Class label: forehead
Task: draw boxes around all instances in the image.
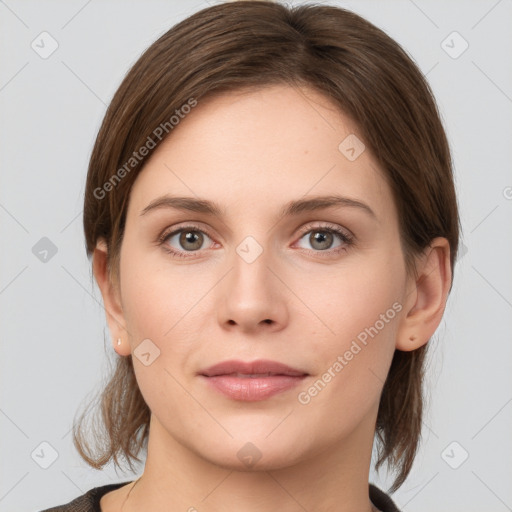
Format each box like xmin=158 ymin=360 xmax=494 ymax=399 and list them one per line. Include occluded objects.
xmin=127 ymin=84 xmax=396 ymax=225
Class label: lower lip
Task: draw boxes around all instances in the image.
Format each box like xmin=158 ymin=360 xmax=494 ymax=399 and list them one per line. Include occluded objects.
xmin=200 ymin=374 xmax=307 ymax=401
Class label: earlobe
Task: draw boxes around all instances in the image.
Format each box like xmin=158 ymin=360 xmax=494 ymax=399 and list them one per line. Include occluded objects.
xmin=396 ymin=237 xmax=452 ymax=352
xmin=92 ymin=238 xmax=131 ymax=356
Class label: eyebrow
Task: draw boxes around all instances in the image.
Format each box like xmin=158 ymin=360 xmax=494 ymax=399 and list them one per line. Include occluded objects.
xmin=139 ymin=194 xmax=376 ymax=220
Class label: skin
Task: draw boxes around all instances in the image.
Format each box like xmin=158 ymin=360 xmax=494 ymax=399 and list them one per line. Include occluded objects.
xmin=94 ymin=84 xmax=452 ymax=512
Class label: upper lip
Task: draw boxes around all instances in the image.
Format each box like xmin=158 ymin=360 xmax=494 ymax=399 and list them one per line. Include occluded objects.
xmin=199 ymin=359 xmax=308 ymax=377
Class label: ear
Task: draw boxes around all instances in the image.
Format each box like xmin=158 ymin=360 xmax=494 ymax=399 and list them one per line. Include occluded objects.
xmin=396 ymin=237 xmax=452 ymax=351
xmin=92 ymin=238 xmax=131 ymax=356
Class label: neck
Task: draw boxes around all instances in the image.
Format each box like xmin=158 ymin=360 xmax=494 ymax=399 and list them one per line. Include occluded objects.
xmin=121 ymin=412 xmax=379 ymax=512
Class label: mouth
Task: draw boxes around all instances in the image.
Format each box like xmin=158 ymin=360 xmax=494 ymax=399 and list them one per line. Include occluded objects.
xmin=198 ymin=359 xmax=309 ymax=401
xmin=213 ymin=372 xmax=299 ymax=378
xmin=199 ymin=359 xmax=308 ymax=377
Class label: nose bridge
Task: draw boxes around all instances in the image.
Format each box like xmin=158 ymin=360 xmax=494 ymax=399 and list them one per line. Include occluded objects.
xmin=230 ymin=233 xmax=274 ymax=302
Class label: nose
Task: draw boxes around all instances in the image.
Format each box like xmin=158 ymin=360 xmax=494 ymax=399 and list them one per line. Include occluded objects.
xmin=217 ymin=242 xmax=289 ymax=334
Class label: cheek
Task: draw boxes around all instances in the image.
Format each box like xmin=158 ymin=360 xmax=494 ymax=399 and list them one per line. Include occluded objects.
xmin=118 ymin=251 xmax=202 ymax=415
xmin=119 ymin=246 xmax=205 ymax=341
xmin=293 ymin=251 xmax=403 ymax=349
xmin=292 ymin=253 xmax=402 ymax=409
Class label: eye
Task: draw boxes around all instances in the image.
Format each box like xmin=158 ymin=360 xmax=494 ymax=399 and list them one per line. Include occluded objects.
xmin=157 ymin=222 xmax=354 ymax=260
xmin=295 ymin=225 xmax=353 ymax=255
xmin=158 ymin=224 xmax=215 ymax=258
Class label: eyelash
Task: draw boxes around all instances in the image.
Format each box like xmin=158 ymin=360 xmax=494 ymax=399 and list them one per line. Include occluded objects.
xmin=157 ymin=222 xmax=354 ymax=259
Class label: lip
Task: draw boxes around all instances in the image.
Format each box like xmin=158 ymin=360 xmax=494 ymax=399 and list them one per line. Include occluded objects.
xmin=200 ymin=359 xmax=307 ymax=377
xmin=198 ymin=359 xmax=308 ymax=401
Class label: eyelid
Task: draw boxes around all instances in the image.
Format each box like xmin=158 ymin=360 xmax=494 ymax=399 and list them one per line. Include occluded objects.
xmin=157 ymin=222 xmax=216 ymax=244
xmin=157 ymin=220 xmax=354 ymax=258
xmin=295 ymin=221 xmax=353 ymax=239
xmin=158 ymin=221 xmax=352 ymax=243
xmin=292 ymin=222 xmax=354 ymax=255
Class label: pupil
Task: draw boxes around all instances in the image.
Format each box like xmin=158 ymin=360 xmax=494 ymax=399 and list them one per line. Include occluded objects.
xmin=181 ymin=231 xmax=202 ymax=250
xmin=312 ymin=231 xmax=332 ymax=250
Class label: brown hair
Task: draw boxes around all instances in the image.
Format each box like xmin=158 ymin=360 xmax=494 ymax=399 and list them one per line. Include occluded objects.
xmin=75 ymin=0 xmax=460 ymax=492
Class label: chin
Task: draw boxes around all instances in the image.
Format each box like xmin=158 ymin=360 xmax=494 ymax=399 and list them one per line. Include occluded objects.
xmin=190 ymin=432 xmax=312 ymax=472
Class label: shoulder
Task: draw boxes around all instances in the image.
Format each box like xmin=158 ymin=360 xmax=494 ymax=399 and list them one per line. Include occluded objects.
xmin=38 ymin=481 xmax=133 ymax=512
xmin=39 ymin=480 xmax=398 ymax=512
xmin=369 ymin=483 xmax=401 ymax=512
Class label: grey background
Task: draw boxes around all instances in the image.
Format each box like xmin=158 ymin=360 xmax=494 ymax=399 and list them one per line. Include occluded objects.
xmin=1 ymin=0 xmax=511 ymax=511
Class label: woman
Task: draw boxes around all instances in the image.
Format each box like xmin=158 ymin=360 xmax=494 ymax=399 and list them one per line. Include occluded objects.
xmin=41 ymin=1 xmax=460 ymax=511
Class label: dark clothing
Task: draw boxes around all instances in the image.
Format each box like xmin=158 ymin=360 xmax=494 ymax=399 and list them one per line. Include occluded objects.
xmin=39 ymin=480 xmax=401 ymax=511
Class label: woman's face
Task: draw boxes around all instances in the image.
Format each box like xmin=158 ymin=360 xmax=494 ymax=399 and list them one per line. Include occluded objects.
xmin=113 ymin=84 xmax=414 ymax=470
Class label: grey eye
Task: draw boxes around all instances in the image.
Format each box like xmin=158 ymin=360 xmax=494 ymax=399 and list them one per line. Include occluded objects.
xmin=167 ymin=230 xmax=212 ymax=251
xmin=296 ymin=230 xmax=343 ymax=251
